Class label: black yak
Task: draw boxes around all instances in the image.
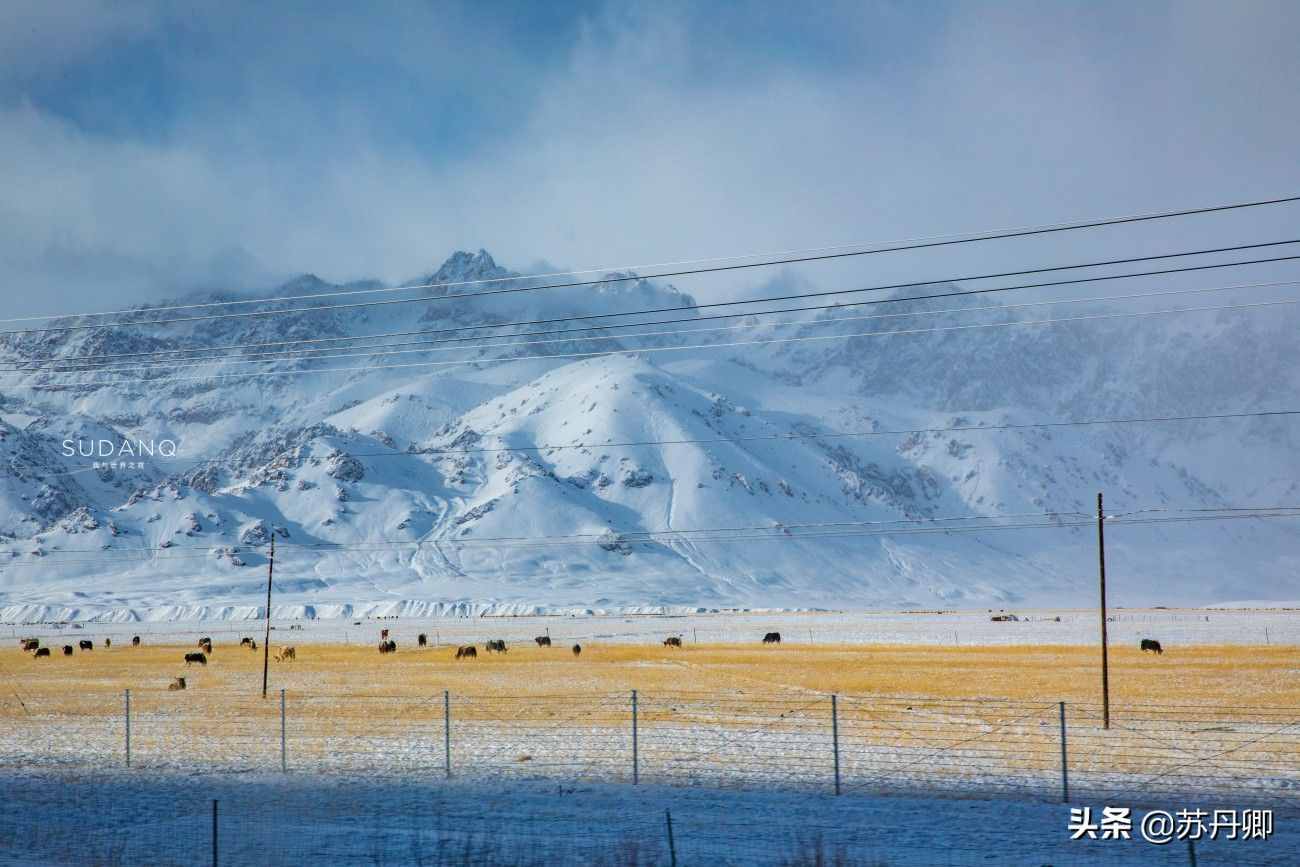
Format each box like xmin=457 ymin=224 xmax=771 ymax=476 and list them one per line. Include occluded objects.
xmin=79 ymin=640 xmax=93 ymax=651
xmin=1140 ymin=639 xmax=1164 ymax=655
xmin=184 ymin=652 xmax=207 ymax=666
xmin=762 ymin=632 xmax=781 ymax=644
xmin=663 ymin=637 xmax=683 ymax=647
xmin=33 ymin=648 xmax=50 ymax=658
xmin=572 ymin=644 xmax=582 ymax=657
xmin=535 ymin=636 xmax=552 ymax=647
xmin=455 ymin=645 xmax=477 ymax=660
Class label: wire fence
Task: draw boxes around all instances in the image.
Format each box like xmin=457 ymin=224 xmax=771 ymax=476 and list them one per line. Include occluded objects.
xmin=3 ymin=688 xmax=1298 ymax=810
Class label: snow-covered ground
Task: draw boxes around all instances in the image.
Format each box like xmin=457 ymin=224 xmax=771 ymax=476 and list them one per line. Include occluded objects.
xmin=0 ymin=771 xmax=1289 ymax=866
xmin=4 ymin=608 xmax=1299 ymax=647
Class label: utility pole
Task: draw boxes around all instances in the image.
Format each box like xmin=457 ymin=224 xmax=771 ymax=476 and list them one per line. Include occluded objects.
xmin=1097 ymin=492 xmax=1110 ymax=730
xmin=261 ymin=535 xmax=274 ymax=696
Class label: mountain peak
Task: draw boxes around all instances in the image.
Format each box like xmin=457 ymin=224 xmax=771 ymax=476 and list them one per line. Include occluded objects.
xmin=425 ymin=249 xmax=513 ymax=287
xmin=274 ymin=273 xmax=333 ymax=296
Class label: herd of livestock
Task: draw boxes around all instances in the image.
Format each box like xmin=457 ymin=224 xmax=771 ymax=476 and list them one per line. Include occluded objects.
xmin=15 ymin=631 xmax=272 ymax=679
xmin=17 ymin=629 xmax=1167 ymax=665
xmin=14 ymin=628 xmax=789 ymax=667
xmin=20 ymin=634 xmax=140 ymax=658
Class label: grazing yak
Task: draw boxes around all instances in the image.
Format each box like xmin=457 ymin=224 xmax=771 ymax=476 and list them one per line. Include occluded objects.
xmin=132 ymin=636 xmax=141 ymax=647
xmin=184 ymin=652 xmax=207 ymax=666
xmin=572 ymin=644 xmax=582 ymax=657
xmin=535 ymin=636 xmax=552 ymax=647
xmin=378 ymin=640 xmax=397 ymax=654
xmin=79 ymin=640 xmax=93 ymax=651
xmin=168 ymin=677 xmax=186 ymax=691
xmin=33 ymin=648 xmax=50 ymax=659
xmin=62 ymin=645 xmax=73 ymax=656
xmin=418 ymin=634 xmax=428 ymax=647
xmin=455 ymin=645 xmax=477 ymax=660
xmin=762 ymin=632 xmax=781 ymax=644
xmin=1140 ymin=639 xmax=1164 ymax=655
xmin=663 ymin=637 xmax=682 ymax=647
xmin=240 ymin=637 xmax=253 ymax=648
xmin=485 ymin=639 xmax=508 ymax=653
xmin=198 ymin=638 xmax=213 ymax=654
xmin=104 ymin=638 xmax=111 ymax=649
xmin=20 ymin=639 xmax=39 ymax=652
xmin=275 ymin=646 xmax=296 ymax=662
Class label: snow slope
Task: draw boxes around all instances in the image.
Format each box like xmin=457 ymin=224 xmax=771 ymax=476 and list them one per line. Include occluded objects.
xmin=1 ymin=250 xmax=1297 ymax=620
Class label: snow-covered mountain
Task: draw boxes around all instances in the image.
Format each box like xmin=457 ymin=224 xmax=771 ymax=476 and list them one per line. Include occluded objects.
xmin=2 ymin=250 xmax=1297 ymax=621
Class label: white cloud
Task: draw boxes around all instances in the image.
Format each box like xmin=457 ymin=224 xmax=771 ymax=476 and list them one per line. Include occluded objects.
xmin=2 ymin=0 xmax=1299 ymax=317
xmin=0 ymin=0 xmax=159 ymax=84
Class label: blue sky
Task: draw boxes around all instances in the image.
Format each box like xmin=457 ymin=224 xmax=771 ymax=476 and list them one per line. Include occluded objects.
xmin=2 ymin=0 xmax=1299 ymax=316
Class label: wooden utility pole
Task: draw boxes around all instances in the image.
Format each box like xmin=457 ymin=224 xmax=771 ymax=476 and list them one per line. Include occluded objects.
xmin=1097 ymin=492 xmax=1110 ymax=730
xmin=261 ymin=535 xmax=274 ymax=696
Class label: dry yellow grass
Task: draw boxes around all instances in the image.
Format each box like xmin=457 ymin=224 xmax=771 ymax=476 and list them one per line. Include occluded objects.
xmin=4 ymin=640 xmax=1298 ymax=786
xmin=2 ymin=640 xmax=1296 ymax=714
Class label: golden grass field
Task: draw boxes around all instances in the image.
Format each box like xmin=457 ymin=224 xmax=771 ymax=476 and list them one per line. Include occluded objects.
xmin=3 ymin=639 xmax=1298 ymax=790
xmin=2 ymin=640 xmax=1297 ymax=714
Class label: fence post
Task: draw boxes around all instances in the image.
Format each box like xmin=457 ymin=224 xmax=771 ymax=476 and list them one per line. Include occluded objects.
xmin=444 ymin=689 xmax=451 ymax=779
xmin=831 ymin=694 xmax=841 ymax=796
xmin=212 ymin=799 xmax=219 ymax=867
xmin=124 ymin=689 xmax=131 ymax=769
xmin=632 ymin=689 xmax=639 ymax=785
xmin=280 ymin=688 xmax=287 ymax=773
xmin=665 ymin=808 xmax=677 ymax=867
xmin=1059 ymin=701 xmax=1069 ymax=803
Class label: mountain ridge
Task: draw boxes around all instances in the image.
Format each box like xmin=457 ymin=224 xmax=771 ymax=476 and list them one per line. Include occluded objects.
xmin=1 ymin=250 xmax=1297 ymax=621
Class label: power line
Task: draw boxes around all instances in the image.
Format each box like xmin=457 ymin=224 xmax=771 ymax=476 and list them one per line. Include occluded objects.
xmin=1114 ymin=504 xmax=1300 ymax=516
xmin=12 ymin=293 xmax=1296 ymax=386
xmin=17 ymin=247 xmax=1300 ymax=370
xmin=11 ymin=511 xmax=1300 ymax=564
xmin=7 ymin=192 xmax=1299 ymax=328
xmin=16 ymin=277 xmax=1299 ymax=376
xmin=16 ymin=512 xmax=1089 ymax=557
xmin=4 ymin=235 xmax=1299 ymax=337
xmin=13 ymin=290 xmax=1300 ymax=380
xmin=23 ymin=409 xmax=1300 ymax=479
